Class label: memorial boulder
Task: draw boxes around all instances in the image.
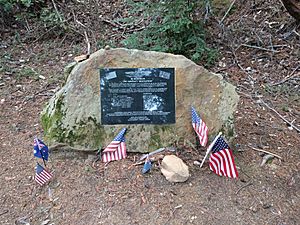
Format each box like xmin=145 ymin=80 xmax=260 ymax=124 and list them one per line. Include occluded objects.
xmin=41 ymin=48 xmax=239 ymax=153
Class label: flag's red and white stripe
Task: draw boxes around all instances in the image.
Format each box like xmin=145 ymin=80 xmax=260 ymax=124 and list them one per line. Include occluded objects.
xmin=102 ymin=141 xmax=126 ymax=163
xmin=35 ymin=170 xmax=53 ymax=186
xmin=193 ymin=120 xmax=208 ymax=146
xmin=209 ymin=148 xmax=238 ymax=178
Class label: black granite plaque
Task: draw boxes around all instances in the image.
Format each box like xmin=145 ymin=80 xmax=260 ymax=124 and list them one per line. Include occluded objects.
xmin=100 ymin=68 xmax=175 ymax=125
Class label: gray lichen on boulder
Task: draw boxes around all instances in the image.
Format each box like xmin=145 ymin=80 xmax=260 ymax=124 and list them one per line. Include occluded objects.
xmin=41 ymin=48 xmax=239 ymax=153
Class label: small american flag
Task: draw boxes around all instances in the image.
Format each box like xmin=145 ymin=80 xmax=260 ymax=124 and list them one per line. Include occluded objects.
xmin=35 ymin=163 xmax=53 ymax=186
xmin=209 ymin=136 xmax=238 ymax=178
xmin=191 ymin=107 xmax=208 ymax=147
xmin=102 ymin=128 xmax=127 ymax=163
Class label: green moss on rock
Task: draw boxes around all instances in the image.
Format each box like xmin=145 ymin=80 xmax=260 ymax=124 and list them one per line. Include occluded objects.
xmin=64 ymin=117 xmax=106 ymax=149
xmin=149 ymin=133 xmax=161 ymax=150
xmin=41 ymin=97 xmax=106 ymax=149
xmin=148 ymin=125 xmax=175 ymax=151
xmin=41 ymin=95 xmax=67 ymax=143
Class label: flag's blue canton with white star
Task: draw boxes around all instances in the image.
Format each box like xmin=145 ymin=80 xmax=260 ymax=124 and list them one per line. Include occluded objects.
xmin=211 ymin=137 xmax=230 ymax=153
xmin=36 ymin=163 xmax=45 ymax=174
xmin=34 ymin=138 xmax=49 ymax=161
xmin=191 ymin=107 xmax=200 ymax=124
xmin=35 ymin=163 xmax=52 ymax=186
xmin=113 ymin=128 xmax=126 ymax=142
xmin=102 ymin=128 xmax=127 ymax=163
xmin=191 ymin=107 xmax=208 ymax=146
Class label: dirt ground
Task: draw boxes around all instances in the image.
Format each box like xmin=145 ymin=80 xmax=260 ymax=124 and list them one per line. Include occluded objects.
xmin=0 ymin=1 xmax=299 ymax=225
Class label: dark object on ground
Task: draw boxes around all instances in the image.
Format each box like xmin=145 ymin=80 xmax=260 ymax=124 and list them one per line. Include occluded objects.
xmin=281 ymin=0 xmax=300 ymax=21
xmin=142 ymin=159 xmax=152 ymax=174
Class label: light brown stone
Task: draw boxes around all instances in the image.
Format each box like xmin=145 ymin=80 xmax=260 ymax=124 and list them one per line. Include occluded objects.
xmin=41 ymin=48 xmax=239 ymax=153
xmin=161 ymin=155 xmax=189 ymax=182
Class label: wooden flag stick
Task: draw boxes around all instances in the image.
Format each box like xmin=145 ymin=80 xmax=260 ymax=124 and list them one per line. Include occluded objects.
xmin=200 ymin=132 xmax=222 ymax=168
xmin=35 ymin=137 xmax=47 ymax=167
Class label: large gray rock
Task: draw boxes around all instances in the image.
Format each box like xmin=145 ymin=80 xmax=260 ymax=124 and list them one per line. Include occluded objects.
xmin=41 ymin=48 xmax=239 ymax=152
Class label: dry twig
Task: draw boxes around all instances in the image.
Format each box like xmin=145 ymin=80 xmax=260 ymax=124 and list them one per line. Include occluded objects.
xmin=241 ymin=44 xmax=280 ymax=53
xmin=220 ymin=0 xmax=237 ymax=24
xmin=259 ymin=98 xmax=300 ymax=133
xmin=236 ymin=182 xmax=253 ymax=194
xmin=100 ymin=18 xmax=145 ymax=33
xmin=0 ymin=209 xmax=8 ymax=216
xmin=270 ymin=65 xmax=300 ymax=86
xmin=84 ymin=31 xmax=91 ymax=56
xmin=248 ymin=145 xmax=282 ymax=160
xmin=51 ymin=0 xmax=63 ymax=23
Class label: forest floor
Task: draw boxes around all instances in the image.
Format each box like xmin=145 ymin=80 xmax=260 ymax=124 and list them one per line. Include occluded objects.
xmin=0 ymin=0 xmax=299 ymax=225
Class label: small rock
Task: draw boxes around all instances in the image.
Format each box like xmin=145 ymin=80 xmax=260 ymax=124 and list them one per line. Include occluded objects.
xmin=250 ymin=206 xmax=258 ymax=213
xmin=161 ymin=155 xmax=189 ymax=183
xmin=193 ymin=160 xmax=201 ymax=166
xmin=260 ymin=154 xmax=274 ymax=167
xmin=262 ymin=203 xmax=272 ymax=209
xmin=190 ymin=216 xmax=197 ymax=223
xmin=174 ymin=204 xmax=182 ymax=209
xmin=39 ymin=75 xmax=46 ymax=80
xmin=218 ymin=61 xmax=226 ymax=67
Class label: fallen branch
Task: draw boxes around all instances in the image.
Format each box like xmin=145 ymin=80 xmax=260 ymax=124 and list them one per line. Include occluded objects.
xmin=100 ymin=18 xmax=145 ymax=34
xmin=259 ymin=98 xmax=300 ymax=133
xmin=100 ymin=18 xmax=124 ymax=28
xmin=33 ymin=25 xmax=59 ymax=43
xmin=236 ymin=182 xmax=253 ymax=194
xmin=101 ymin=17 xmax=144 ymax=29
xmin=0 ymin=209 xmax=8 ymax=216
xmin=84 ymin=31 xmax=91 ymax=56
xmin=139 ymin=147 xmax=176 ymax=161
xmin=204 ymin=0 xmax=212 ymax=22
xmin=270 ymin=65 xmax=300 ymax=86
xmin=241 ymin=44 xmax=280 ymax=53
xmin=230 ymin=46 xmax=247 ymax=72
xmin=248 ymin=145 xmax=282 ymax=160
xmin=51 ymin=0 xmax=63 ymax=23
xmin=129 ymin=161 xmax=145 ymax=167
xmin=220 ymin=0 xmax=237 ymax=24
xmin=293 ymin=28 xmax=300 ymax=37
xmin=128 ymin=155 xmax=164 ymax=169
